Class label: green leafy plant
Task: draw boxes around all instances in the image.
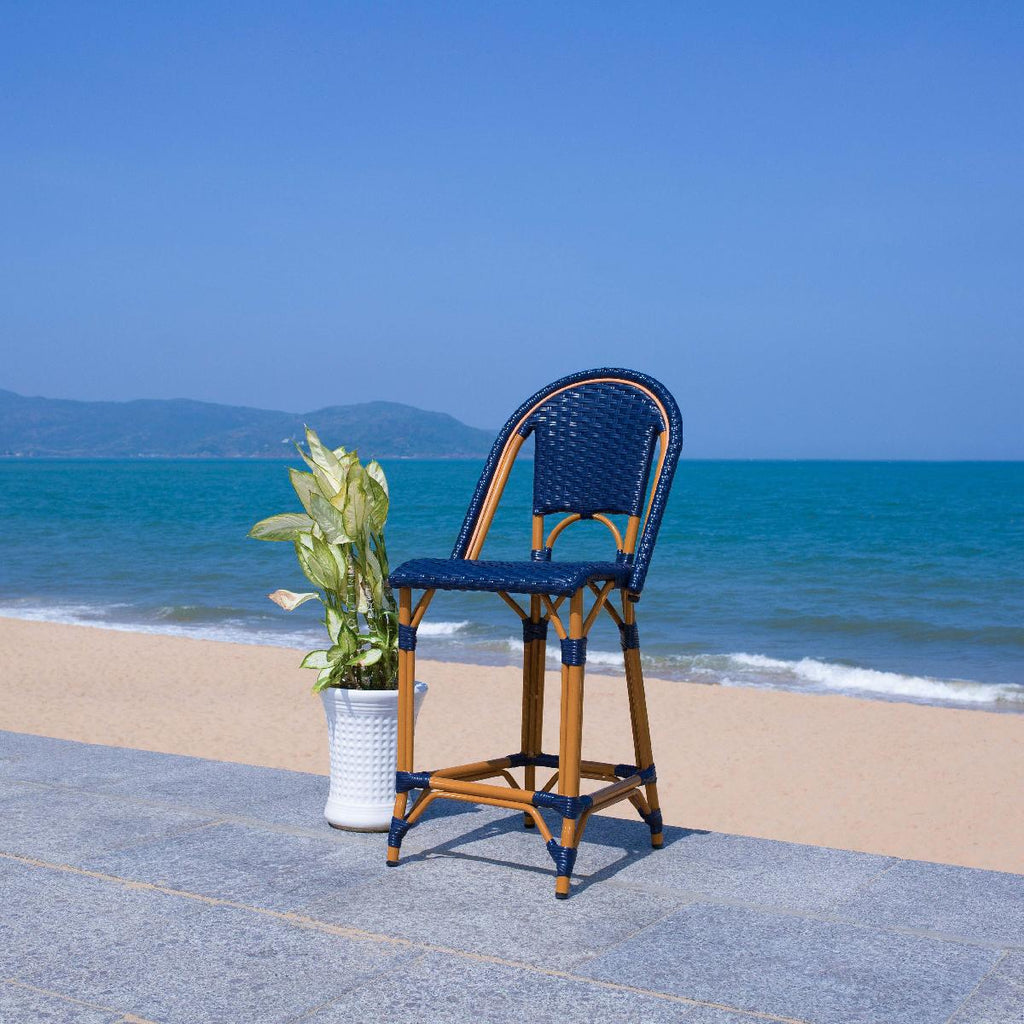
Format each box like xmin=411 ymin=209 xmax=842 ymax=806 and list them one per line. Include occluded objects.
xmin=249 ymin=427 xmax=397 ymax=691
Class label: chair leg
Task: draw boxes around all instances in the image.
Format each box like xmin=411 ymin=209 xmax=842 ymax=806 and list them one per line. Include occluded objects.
xmin=521 ymin=597 xmax=545 ymax=828
xmin=387 ymin=588 xmax=416 ymax=866
xmin=554 ymin=589 xmax=586 ymax=898
xmin=622 ymin=602 xmax=663 ymax=847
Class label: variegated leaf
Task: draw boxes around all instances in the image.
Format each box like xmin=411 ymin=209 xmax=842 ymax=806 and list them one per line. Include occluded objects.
xmin=289 ymin=468 xmax=319 ymax=516
xmin=366 ymin=460 xmax=389 ymax=496
xmin=325 ymin=606 xmax=344 ymax=645
xmin=249 ymin=513 xmax=314 ymax=542
xmin=365 ymin=474 xmax=389 ymax=533
xmin=294 ymin=538 xmax=332 ymax=590
xmin=352 ymin=647 xmax=382 ymax=667
xmin=268 ymin=589 xmax=320 ymax=611
xmin=309 ymin=492 xmax=353 ymax=545
xmin=299 ymin=649 xmax=330 ymax=670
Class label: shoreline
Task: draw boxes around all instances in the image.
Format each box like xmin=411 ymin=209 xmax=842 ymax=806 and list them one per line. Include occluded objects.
xmin=1 ymin=609 xmax=1020 ymax=715
xmin=1 ymin=616 xmax=1022 ymax=874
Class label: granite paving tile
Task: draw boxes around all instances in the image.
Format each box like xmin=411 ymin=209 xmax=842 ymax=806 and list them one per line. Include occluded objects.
xmin=580 ymin=901 xmax=1000 ymax=1024
xmin=609 ymin=825 xmax=894 ymax=912
xmin=949 ymin=950 xmax=1024 ymax=1024
xmin=2 ymin=857 xmax=414 ymax=1024
xmin=682 ymin=1009 xmax=783 ymax=1023
xmin=298 ymin=852 xmax=684 ymax=970
xmin=82 ymin=820 xmax=386 ymax=911
xmin=0 ymin=782 xmax=215 ymax=863
xmin=0 ymin=731 xmax=193 ymax=790
xmin=0 ymin=981 xmax=124 ymax=1024
xmin=0 ymin=729 xmax=73 ymax=756
xmin=90 ymin=756 xmax=334 ymax=829
xmin=830 ymin=860 xmax=1024 ymax=947
xmin=303 ymin=951 xmax=703 ymax=1023
xmin=0 ymin=856 xmax=207 ymax=980
xmin=0 ymin=731 xmax=334 ymax=832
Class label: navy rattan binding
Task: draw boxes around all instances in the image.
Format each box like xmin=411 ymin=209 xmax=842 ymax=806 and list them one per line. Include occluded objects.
xmin=391 ymin=368 xmax=681 ymax=597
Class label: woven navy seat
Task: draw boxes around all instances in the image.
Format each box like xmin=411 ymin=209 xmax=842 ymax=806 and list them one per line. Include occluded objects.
xmin=388 ymin=558 xmax=629 ymax=595
xmin=385 ymin=368 xmax=682 ymax=901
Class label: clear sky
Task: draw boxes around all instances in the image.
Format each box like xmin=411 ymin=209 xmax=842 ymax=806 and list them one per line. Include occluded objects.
xmin=1 ymin=3 xmax=1021 ymax=458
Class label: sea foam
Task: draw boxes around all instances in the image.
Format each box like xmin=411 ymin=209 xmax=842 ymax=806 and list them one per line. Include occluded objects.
xmin=495 ymin=633 xmax=1024 ymax=707
xmin=725 ymin=652 xmax=1024 ymax=705
xmin=416 ymin=620 xmax=470 ymax=636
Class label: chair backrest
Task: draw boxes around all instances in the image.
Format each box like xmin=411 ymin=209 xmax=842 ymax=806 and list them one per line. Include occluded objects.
xmin=452 ymin=368 xmax=682 ymax=595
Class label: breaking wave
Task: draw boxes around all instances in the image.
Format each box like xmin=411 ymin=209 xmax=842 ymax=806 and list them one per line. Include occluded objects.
xmin=494 ymin=635 xmax=1024 ymax=708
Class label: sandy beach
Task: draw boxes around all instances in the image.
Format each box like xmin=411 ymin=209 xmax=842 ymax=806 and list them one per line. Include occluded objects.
xmin=1 ymin=616 xmax=1021 ymax=874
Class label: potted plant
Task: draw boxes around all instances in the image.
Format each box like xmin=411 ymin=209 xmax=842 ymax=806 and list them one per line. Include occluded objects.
xmin=249 ymin=427 xmax=426 ymax=830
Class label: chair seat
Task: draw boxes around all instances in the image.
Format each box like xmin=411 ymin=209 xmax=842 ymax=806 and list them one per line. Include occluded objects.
xmin=388 ymin=558 xmax=629 ymax=596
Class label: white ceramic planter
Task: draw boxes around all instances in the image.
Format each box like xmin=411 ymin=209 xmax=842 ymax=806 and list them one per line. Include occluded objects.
xmin=320 ymin=681 xmax=427 ymax=831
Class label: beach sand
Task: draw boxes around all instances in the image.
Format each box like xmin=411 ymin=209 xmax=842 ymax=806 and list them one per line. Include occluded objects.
xmin=1 ymin=616 xmax=1021 ymax=874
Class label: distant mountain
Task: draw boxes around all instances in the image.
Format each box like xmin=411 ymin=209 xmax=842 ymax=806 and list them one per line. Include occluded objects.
xmin=0 ymin=390 xmax=494 ymax=458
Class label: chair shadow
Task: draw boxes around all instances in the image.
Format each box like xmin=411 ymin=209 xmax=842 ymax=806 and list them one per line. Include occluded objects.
xmin=398 ymin=802 xmax=709 ymax=891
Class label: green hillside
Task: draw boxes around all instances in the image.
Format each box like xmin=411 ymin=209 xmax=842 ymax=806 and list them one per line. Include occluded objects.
xmin=0 ymin=390 xmax=493 ymax=458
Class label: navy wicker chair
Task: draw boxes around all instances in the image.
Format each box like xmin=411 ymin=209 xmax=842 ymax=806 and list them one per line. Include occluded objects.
xmin=386 ymin=367 xmax=682 ymax=898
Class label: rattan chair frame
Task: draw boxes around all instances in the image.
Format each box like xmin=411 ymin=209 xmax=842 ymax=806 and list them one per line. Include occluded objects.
xmin=386 ymin=368 xmax=682 ymax=899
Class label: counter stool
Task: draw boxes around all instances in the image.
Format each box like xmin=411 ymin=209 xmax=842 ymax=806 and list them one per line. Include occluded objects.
xmin=386 ymin=367 xmax=682 ymax=898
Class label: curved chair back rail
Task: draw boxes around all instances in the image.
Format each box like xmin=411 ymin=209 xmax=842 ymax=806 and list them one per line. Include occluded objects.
xmin=451 ymin=367 xmax=682 ymax=596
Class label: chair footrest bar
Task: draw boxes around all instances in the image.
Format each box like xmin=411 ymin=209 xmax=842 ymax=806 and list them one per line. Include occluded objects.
xmin=613 ymin=762 xmax=657 ymax=784
xmin=509 ymin=752 xmax=642 ymax=775
xmin=429 ymin=776 xmax=537 ymax=804
xmin=532 ymin=790 xmax=593 ymax=820
xmin=432 ymin=756 xmax=516 ymax=779
xmin=395 ymin=770 xmax=433 ymax=793
xmin=505 ymin=751 xmax=560 ymax=770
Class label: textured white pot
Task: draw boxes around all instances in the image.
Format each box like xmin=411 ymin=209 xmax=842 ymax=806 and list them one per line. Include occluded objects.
xmin=320 ymin=681 xmax=427 ymax=831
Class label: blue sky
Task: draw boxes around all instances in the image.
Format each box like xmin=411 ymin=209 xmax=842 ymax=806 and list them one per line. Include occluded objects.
xmin=1 ymin=2 xmax=1021 ymax=457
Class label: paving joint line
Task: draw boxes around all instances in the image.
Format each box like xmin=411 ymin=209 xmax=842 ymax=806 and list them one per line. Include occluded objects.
xmin=0 ymin=849 xmax=810 ymax=1024
xmin=942 ymin=949 xmax=1010 ymax=1024
xmin=821 ymin=856 xmax=899 ymax=909
xmin=567 ymin=892 xmax=697 ymax=968
xmin=4 ymin=778 xmax=370 ymax=843
xmin=3 ymin=976 xmax=157 ymax=1022
xmin=85 ymin=816 xmax=232 ymax=858
xmin=284 ymin=952 xmax=435 ymax=1023
xmin=600 ymin=878 xmax=1021 ymax=951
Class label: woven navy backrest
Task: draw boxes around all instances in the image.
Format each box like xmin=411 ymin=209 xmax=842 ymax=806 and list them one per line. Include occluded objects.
xmin=524 ymin=381 xmax=663 ymax=517
xmin=452 ymin=368 xmax=682 ymax=595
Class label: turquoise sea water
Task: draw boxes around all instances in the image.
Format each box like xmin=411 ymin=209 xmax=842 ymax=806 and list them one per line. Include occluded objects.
xmin=1 ymin=458 xmax=1022 ymax=710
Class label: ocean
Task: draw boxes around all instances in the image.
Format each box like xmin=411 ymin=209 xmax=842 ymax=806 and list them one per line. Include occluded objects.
xmin=1 ymin=458 xmax=1022 ymax=711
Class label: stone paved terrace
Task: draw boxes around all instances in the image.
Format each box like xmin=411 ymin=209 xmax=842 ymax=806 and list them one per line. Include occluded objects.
xmin=1 ymin=730 xmax=1021 ymax=1024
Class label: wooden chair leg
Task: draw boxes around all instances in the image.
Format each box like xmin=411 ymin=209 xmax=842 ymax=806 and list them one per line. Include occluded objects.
xmin=554 ymin=589 xmax=586 ymax=898
xmin=521 ymin=596 xmax=545 ymax=828
xmin=622 ymin=600 xmax=663 ymax=847
xmin=387 ymin=587 xmax=416 ymax=865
